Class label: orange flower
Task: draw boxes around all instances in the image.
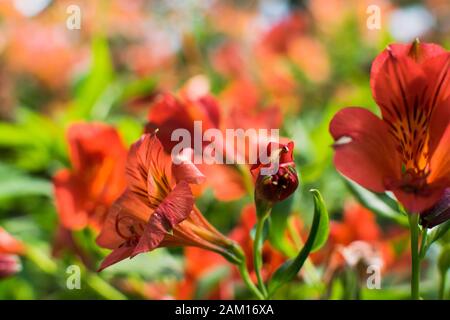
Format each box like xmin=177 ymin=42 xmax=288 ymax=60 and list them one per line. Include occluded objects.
xmin=53 ymin=123 xmax=127 ymax=231
xmin=330 ymin=42 xmax=450 ymax=213
xmin=323 ymin=203 xmax=407 ymax=282
xmin=96 ymin=133 xmax=236 ymax=271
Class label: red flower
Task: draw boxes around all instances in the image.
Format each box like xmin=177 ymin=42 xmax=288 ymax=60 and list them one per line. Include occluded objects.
xmin=330 ymin=42 xmax=450 ymax=213
xmin=251 ymin=141 xmax=299 ymax=204
xmin=53 ymin=123 xmax=128 ymax=231
xmin=0 ymin=227 xmax=24 ymax=279
xmin=96 ymin=133 xmax=234 ymax=271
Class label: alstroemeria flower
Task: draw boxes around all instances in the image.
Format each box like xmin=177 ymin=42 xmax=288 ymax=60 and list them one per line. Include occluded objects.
xmin=0 ymin=227 xmax=25 ymax=279
xmin=96 ymin=133 xmax=235 ymax=271
xmin=251 ymin=141 xmax=299 ymax=205
xmin=53 ymin=123 xmax=128 ymax=231
xmin=330 ymin=42 xmax=450 ymax=213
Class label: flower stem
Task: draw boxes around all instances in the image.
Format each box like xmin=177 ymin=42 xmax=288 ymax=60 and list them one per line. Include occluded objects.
xmin=408 ymin=213 xmax=420 ymax=300
xmin=419 ymin=227 xmax=428 ymax=259
xmin=238 ymin=262 xmax=265 ymax=300
xmin=253 ymin=213 xmax=269 ymax=298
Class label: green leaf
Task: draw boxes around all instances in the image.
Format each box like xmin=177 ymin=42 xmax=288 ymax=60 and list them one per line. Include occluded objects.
xmin=0 ymin=162 xmax=52 ymax=198
xmin=345 ymin=178 xmax=408 ymax=227
xmin=268 ymin=189 xmax=329 ymax=296
xmin=310 ymin=189 xmax=329 ymax=252
xmin=268 ymin=194 xmax=296 ymax=256
xmin=101 ymin=249 xmax=183 ymax=280
xmin=68 ymin=36 xmax=114 ymax=120
xmin=426 ymin=220 xmax=450 ymax=250
xmin=438 ymin=245 xmax=450 ymax=275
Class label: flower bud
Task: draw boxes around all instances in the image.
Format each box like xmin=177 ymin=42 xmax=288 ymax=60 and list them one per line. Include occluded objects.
xmin=252 ymin=141 xmax=299 ymax=206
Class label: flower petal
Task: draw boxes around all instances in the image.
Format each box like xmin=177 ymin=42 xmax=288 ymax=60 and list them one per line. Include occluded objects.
xmin=131 ymin=181 xmax=194 ymax=256
xmin=97 ymin=245 xmax=135 ymax=272
xmin=96 ymin=191 xmax=151 ymax=249
xmin=371 ymin=46 xmax=429 ymax=126
xmin=426 ymin=53 xmax=450 ymax=154
xmin=429 ymin=124 xmax=450 ymax=184
xmin=171 ymin=151 xmax=205 ymax=185
xmin=329 ymin=107 xmax=401 ymax=192
xmin=126 ymin=133 xmax=172 ymax=204
xmin=53 ymin=169 xmax=89 ymax=230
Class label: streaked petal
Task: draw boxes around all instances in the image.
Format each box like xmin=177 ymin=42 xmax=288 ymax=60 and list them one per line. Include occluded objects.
xmin=132 ymin=182 xmax=194 ymax=256
xmin=126 ymin=133 xmax=172 ymax=204
xmin=96 ymin=191 xmax=151 ymax=249
xmin=330 ymin=107 xmax=401 ymax=192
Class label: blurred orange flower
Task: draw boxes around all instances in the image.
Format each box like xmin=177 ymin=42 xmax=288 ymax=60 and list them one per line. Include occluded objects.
xmin=53 ymin=123 xmax=128 ymax=231
xmin=323 ymin=203 xmax=408 ymax=282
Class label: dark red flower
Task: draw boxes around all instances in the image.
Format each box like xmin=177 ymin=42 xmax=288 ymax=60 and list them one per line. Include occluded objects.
xmin=330 ymin=41 xmax=450 ymax=213
xmin=251 ymin=141 xmax=299 ymax=204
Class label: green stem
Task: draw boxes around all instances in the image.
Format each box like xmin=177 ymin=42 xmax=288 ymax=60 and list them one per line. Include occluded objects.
xmin=253 ymin=214 xmax=269 ymax=298
xmin=408 ymin=213 xmax=420 ymax=300
xmin=287 ymin=219 xmax=320 ymax=285
xmin=238 ymin=262 xmax=265 ymax=300
xmin=419 ymin=227 xmax=428 ymax=259
xmin=439 ymin=271 xmax=447 ymax=300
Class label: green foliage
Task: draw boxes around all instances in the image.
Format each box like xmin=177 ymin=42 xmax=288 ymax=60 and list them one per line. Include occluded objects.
xmin=268 ymin=190 xmax=329 ymax=296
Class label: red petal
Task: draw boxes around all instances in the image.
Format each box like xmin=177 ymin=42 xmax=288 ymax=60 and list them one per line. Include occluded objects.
xmin=371 ymin=47 xmax=428 ymax=125
xmin=371 ymin=43 xmax=446 ymax=85
xmin=53 ymin=169 xmax=88 ymax=230
xmin=429 ymin=125 xmax=450 ymax=184
xmin=67 ymin=123 xmax=126 ymax=173
xmin=393 ymin=187 xmax=446 ymax=214
xmin=171 ymin=155 xmax=205 ymax=185
xmin=425 ymin=53 xmax=450 ymax=154
xmin=126 ymin=134 xmax=172 ymax=204
xmin=96 ymin=191 xmax=151 ymax=249
xmin=97 ymin=245 xmax=135 ymax=272
xmin=131 ymin=182 xmax=194 ymax=256
xmin=330 ymin=107 xmax=401 ymax=192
